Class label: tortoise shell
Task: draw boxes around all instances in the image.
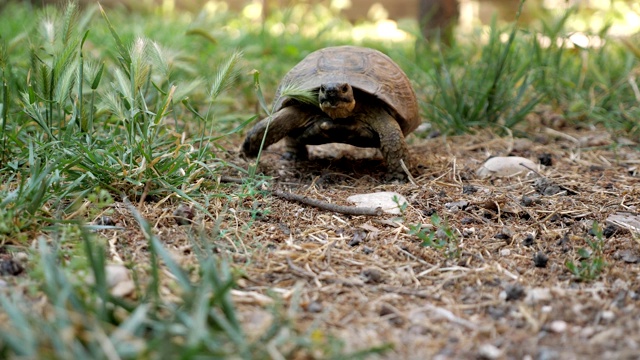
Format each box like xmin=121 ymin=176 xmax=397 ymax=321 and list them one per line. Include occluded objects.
xmin=273 ymin=45 xmax=420 ymax=136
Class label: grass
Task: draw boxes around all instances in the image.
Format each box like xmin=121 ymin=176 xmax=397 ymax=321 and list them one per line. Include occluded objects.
xmin=0 ymin=0 xmax=638 ymax=357
xmin=565 ymin=221 xmax=607 ymax=282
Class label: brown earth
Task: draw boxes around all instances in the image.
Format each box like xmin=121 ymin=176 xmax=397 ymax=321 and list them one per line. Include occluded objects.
xmin=23 ymin=111 xmax=640 ymax=359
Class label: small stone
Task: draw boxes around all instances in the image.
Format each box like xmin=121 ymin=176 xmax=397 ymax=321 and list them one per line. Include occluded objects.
xmin=476 ymin=156 xmax=537 ymax=178
xmin=525 ymin=288 xmax=553 ymax=304
xmin=95 ymin=216 xmax=116 ymax=226
xmin=505 ymin=284 xmax=526 ymax=301
xmin=602 ymin=224 xmax=617 ymax=238
xmin=548 ymin=320 xmax=567 ymax=333
xmin=105 ymin=264 xmax=130 ymax=288
xmin=533 ymin=252 xmax=549 ymax=268
xmin=536 ymin=347 xmax=559 ymax=360
xmin=521 ymin=195 xmax=533 ymax=206
xmin=522 ymin=234 xmax=535 ymax=246
xmin=361 ymin=268 xmax=385 ymax=284
xmin=347 ymin=192 xmax=408 ymax=215
xmin=0 ymin=255 xmax=24 ymax=276
xmin=348 ymin=231 xmax=366 ymax=247
xmin=173 ymin=204 xmax=195 ymax=225
xmin=538 ymin=153 xmax=553 ymax=166
xmin=306 ymin=301 xmax=323 ymax=313
xmin=500 ymin=249 xmax=511 ymax=256
xmin=601 ymin=310 xmax=615 ymax=321
xmin=477 ymin=343 xmax=502 ymax=360
xmin=461 ymin=217 xmax=475 ymax=225
xmin=110 ymin=280 xmax=135 ymax=297
xmin=13 ymin=252 xmax=29 ymax=263
xmin=362 ymin=246 xmax=374 ymax=255
xmin=445 ymin=200 xmax=469 ymax=211
xmin=614 ymin=250 xmax=639 ymax=264
xmin=534 ymin=178 xmax=576 ymax=196
xmin=462 ymin=185 xmax=478 ymax=194
xmin=494 ymin=227 xmax=513 ymax=243
xmin=463 ymin=227 xmax=475 ymax=236
xmin=435 ymin=228 xmax=448 ymax=241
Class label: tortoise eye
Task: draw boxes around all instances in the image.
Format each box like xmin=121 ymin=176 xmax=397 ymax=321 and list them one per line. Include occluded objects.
xmin=341 ymin=85 xmax=349 ymax=93
xmin=320 ymin=85 xmax=326 ymax=92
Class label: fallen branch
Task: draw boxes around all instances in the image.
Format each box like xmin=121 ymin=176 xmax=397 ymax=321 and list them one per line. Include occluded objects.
xmin=217 ymin=176 xmax=383 ymax=216
xmin=273 ymin=190 xmax=383 ymax=216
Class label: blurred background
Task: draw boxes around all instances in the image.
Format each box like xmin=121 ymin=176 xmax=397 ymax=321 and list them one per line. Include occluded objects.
xmin=6 ymin=0 xmax=640 ymax=38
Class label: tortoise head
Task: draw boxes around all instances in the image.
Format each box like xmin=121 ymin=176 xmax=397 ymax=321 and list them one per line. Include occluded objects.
xmin=318 ymin=82 xmax=356 ymax=119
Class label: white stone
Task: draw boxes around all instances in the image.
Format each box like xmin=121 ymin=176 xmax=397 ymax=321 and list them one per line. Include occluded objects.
xmin=525 ymin=288 xmax=553 ymax=304
xmin=347 ymin=192 xmax=408 ymax=215
xmin=478 ymin=343 xmax=502 ymax=359
xmin=549 ymin=320 xmax=567 ymax=333
xmin=105 ymin=264 xmax=130 ymax=288
xmin=476 ymin=156 xmax=538 ymax=178
xmin=601 ymin=310 xmax=615 ymax=321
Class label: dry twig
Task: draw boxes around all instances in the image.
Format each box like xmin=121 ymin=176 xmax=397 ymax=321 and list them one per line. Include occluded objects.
xmin=218 ymin=176 xmax=383 ymax=216
xmin=272 ymin=190 xmax=383 ymax=216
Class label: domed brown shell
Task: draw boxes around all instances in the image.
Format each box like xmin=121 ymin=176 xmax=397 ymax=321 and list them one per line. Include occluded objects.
xmin=273 ymin=45 xmax=420 ymax=136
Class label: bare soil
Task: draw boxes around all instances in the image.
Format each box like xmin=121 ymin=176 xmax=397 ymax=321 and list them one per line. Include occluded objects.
xmin=224 ymin=118 xmax=640 ymax=359
xmin=19 ymin=116 xmax=640 ymax=359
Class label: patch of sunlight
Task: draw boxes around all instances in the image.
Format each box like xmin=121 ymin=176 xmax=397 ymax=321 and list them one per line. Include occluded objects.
xmin=203 ymin=1 xmax=229 ymax=15
xmin=609 ymin=6 xmax=640 ymax=36
xmin=352 ymin=19 xmax=412 ymax=43
xmin=162 ymin=0 xmax=174 ymax=14
xmin=270 ymin=22 xmax=285 ymax=37
xmin=331 ymin=0 xmax=351 ymax=11
xmin=367 ymin=3 xmax=389 ymax=22
xmin=569 ymin=32 xmax=601 ymax=49
xmin=554 ymin=0 xmax=640 ymax=36
xmin=243 ymin=2 xmax=262 ymax=21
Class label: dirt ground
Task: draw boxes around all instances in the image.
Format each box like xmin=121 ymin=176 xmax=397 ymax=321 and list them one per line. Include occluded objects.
xmin=18 ymin=112 xmax=638 ymax=359
xmin=207 ymin=110 xmax=638 ymax=359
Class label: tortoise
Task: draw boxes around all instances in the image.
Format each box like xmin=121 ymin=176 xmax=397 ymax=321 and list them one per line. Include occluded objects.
xmin=241 ymin=45 xmax=421 ymax=180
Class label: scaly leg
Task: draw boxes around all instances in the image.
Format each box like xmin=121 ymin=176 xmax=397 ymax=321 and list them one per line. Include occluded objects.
xmin=357 ymin=107 xmax=411 ymax=181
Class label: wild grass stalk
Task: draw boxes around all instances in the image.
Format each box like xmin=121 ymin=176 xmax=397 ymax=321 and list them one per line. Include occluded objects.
xmin=419 ymin=0 xmax=545 ymax=134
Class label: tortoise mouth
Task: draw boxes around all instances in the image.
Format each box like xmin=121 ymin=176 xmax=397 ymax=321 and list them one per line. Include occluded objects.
xmin=318 ymin=93 xmax=353 ymax=106
xmin=320 ymin=99 xmax=348 ymax=108
xmin=319 ymin=99 xmax=356 ymax=119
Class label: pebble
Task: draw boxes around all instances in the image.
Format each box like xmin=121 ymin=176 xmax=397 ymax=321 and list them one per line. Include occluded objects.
xmin=463 ymin=227 xmax=475 ymax=236
xmin=347 ymin=192 xmax=407 ymax=215
xmin=306 ymin=301 xmax=323 ymax=313
xmin=549 ymin=320 xmax=567 ymax=333
xmin=525 ymin=288 xmax=553 ymax=304
xmin=601 ymin=310 xmax=615 ymax=321
xmin=111 ymin=280 xmax=135 ymax=297
xmin=477 ymin=343 xmax=502 ymax=360
xmin=13 ymin=252 xmax=29 ymax=263
xmin=500 ymin=249 xmax=511 ymax=256
xmin=476 ymin=156 xmax=537 ymax=178
xmin=106 ymin=264 xmax=130 ymax=288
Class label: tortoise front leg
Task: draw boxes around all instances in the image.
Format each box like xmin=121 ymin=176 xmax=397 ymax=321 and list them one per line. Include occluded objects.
xmin=359 ymin=109 xmax=411 ymax=181
xmin=241 ymin=105 xmax=318 ymax=158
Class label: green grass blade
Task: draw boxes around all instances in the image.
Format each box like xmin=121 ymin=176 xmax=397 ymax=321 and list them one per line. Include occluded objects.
xmin=99 ymin=4 xmax=131 ymax=71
